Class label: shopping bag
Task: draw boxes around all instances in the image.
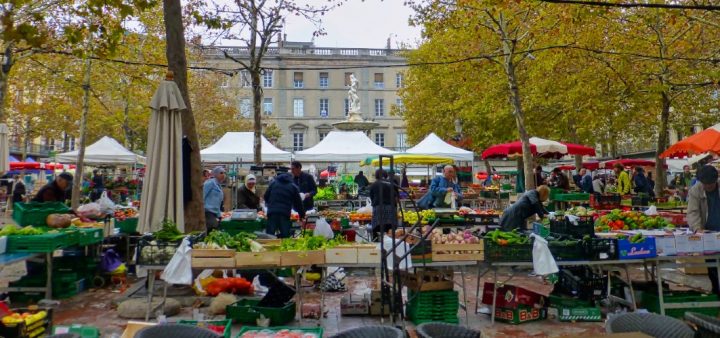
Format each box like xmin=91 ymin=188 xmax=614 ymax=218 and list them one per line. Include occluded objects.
xmin=161 ymin=238 xmax=192 ymax=285
xmin=382 ymin=235 xmax=412 ymax=270
xmin=530 ymin=233 xmax=558 ymax=275
xmin=566 ymin=215 xmax=579 ymax=226
xmin=97 ymin=191 xmax=116 ymax=215
xmin=100 ymin=249 xmax=123 ymax=273
xmin=644 ymin=205 xmax=658 ymax=216
xmin=77 ymin=203 xmax=102 ymax=219
xmin=313 ymin=217 xmax=335 ymax=239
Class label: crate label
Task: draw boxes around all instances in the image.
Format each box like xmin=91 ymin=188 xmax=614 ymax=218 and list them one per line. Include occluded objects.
xmin=702 ymin=232 xmax=720 ymax=253
xmin=675 ymin=234 xmax=705 ymax=255
xmin=656 ymin=236 xmax=677 ymax=256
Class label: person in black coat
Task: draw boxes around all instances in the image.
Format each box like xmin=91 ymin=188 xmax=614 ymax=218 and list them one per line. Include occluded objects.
xmin=499 ymin=185 xmax=550 ymax=231
xmin=633 ymin=167 xmax=650 ymax=195
xmin=236 ymin=174 xmax=261 ymax=210
xmin=10 ymin=175 xmax=25 ymax=204
xmin=369 ymin=169 xmax=398 ymax=239
xmin=290 ymin=161 xmax=317 ymax=212
xmin=264 ymin=173 xmax=305 ymax=238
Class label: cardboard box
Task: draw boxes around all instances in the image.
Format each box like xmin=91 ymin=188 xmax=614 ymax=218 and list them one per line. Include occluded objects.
xmin=679 ymin=257 xmax=709 ymax=275
xmin=555 ymin=306 xmax=602 ymax=322
xmin=655 ymin=236 xmax=677 ymax=256
xmin=494 ymin=305 xmax=547 ymax=324
xmin=325 ymin=246 xmax=358 ymax=264
xmin=431 ymin=242 xmax=484 ymax=262
xmin=340 ymin=294 xmax=369 ymax=316
xmin=280 ymin=250 xmax=325 ymax=266
xmin=481 ymin=282 xmax=547 ymax=308
xmin=703 ymin=232 xmax=720 ymax=254
xmin=617 ymin=237 xmax=657 ymax=260
xmin=357 ymin=245 xmax=380 ymax=264
xmin=675 ymin=234 xmax=704 ymax=255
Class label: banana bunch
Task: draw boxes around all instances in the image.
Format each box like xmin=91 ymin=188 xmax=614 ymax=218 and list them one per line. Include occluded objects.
xmin=402 ymin=211 xmax=420 ymax=225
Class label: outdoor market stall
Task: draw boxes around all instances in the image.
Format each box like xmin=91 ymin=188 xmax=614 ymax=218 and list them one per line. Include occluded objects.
xmin=294 ymin=131 xmax=396 ymax=163
xmin=405 ymin=132 xmax=474 ymax=162
xmin=200 ymin=132 xmax=292 ymax=163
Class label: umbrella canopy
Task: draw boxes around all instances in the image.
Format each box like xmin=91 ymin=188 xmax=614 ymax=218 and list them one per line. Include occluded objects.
xmin=200 ymin=132 xmax=291 ymax=163
xmin=482 ymin=137 xmax=576 ymax=159
xmin=56 ymin=136 xmax=145 ymax=165
xmin=660 ymin=123 xmax=720 ymax=159
xmin=405 ymin=133 xmax=474 ymax=161
xmin=553 ymin=161 xmax=601 ymax=171
xmin=562 ymin=142 xmax=596 ymax=156
xmin=8 ymin=155 xmax=18 ymax=162
xmin=138 ymin=78 xmax=186 ymax=233
xmin=602 ymin=159 xmax=658 ymax=169
xmin=360 ymin=154 xmax=454 ymax=167
xmin=9 ymin=162 xmax=42 ymax=170
xmin=0 ymin=124 xmax=8 ymax=173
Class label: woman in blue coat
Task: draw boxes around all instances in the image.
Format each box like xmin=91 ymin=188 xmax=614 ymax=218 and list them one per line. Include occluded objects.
xmin=499 ymin=185 xmax=550 ymax=231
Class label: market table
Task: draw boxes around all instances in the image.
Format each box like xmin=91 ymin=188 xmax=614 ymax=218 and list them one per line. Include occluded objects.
xmin=0 ymin=252 xmax=49 ymax=299
xmin=646 ymin=255 xmax=720 ymax=316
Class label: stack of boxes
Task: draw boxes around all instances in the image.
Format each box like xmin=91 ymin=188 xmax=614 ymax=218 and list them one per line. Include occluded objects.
xmin=481 ymin=283 xmax=548 ymax=324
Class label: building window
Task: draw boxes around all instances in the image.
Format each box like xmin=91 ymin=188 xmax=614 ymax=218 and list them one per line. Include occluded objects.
xmin=293 ymin=99 xmax=304 ymax=117
xmin=294 ymin=72 xmax=304 ymax=88
xmin=345 ymin=72 xmax=354 ymax=86
xmin=374 ymin=99 xmax=385 ymax=117
xmin=240 ymin=70 xmax=251 ymax=88
xmin=374 ymin=73 xmax=384 ymax=89
xmin=319 ymin=131 xmax=328 ymax=142
xmin=344 ymin=98 xmax=350 ymax=116
xmin=396 ymin=132 xmax=407 ymax=151
xmin=263 ymin=98 xmax=273 ymax=115
xmin=262 ymin=70 xmax=273 ymax=88
xmin=394 ymin=98 xmax=404 ymax=114
xmin=220 ymin=77 xmax=230 ymax=88
xmin=319 ymin=72 xmax=329 ymax=88
xmin=396 ymin=73 xmax=404 ymax=88
xmin=375 ymin=133 xmax=385 ymax=147
xmin=239 ymin=98 xmax=251 ymax=118
xmin=319 ymin=98 xmax=329 ymax=118
xmin=293 ymin=133 xmax=304 ymax=151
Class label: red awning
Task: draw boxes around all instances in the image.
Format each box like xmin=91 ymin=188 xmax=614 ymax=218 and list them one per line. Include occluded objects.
xmin=602 ymin=159 xmax=660 ymax=169
xmin=481 ymin=141 xmax=537 ymax=159
xmin=562 ymin=142 xmax=597 ymax=156
xmin=554 ymin=161 xmax=601 ymax=171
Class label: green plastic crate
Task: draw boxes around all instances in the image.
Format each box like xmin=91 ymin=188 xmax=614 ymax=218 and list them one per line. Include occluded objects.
xmin=641 ymin=291 xmax=720 ymax=318
xmin=52 ymin=325 xmax=99 ymax=338
xmin=77 ymin=228 xmax=103 ymax=245
xmin=178 ymin=319 xmax=231 ymax=338
xmin=484 ymin=238 xmax=533 ymax=262
xmin=57 ymin=228 xmax=81 ymax=246
xmin=7 ymin=232 xmax=70 ymax=253
xmin=549 ymin=295 xmax=601 ymax=322
xmin=554 ymin=193 xmax=590 ymax=202
xmin=409 ymin=317 xmax=460 ymax=325
xmin=115 ymin=218 xmax=139 ymax=234
xmin=226 ymin=299 xmax=296 ymax=325
xmin=13 ymin=202 xmax=71 ymax=226
xmin=236 ymin=326 xmax=323 ymax=338
xmin=219 ymin=219 xmax=265 ymax=235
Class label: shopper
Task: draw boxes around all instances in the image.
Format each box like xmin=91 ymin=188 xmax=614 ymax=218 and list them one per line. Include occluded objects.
xmin=647 ymin=172 xmax=656 ymax=197
xmin=32 ymin=173 xmax=72 ymax=203
xmin=264 ymin=173 xmax=305 ymax=238
xmin=687 ymin=165 xmax=720 ymax=297
xmin=291 ymin=161 xmax=317 ymax=212
xmin=633 ymin=167 xmax=650 ymax=195
xmin=674 ymin=165 xmax=694 ymax=201
xmin=580 ymin=169 xmax=594 ymax=193
xmin=572 ymin=171 xmax=582 ymax=189
xmin=614 ymin=163 xmax=632 ymax=195
xmin=549 ymin=168 xmax=570 ymax=191
xmin=236 ymin=174 xmax=261 ymax=210
xmin=10 ymin=175 xmax=25 ymax=204
xmin=428 ymin=165 xmax=463 ymax=208
xmin=592 ymin=175 xmax=606 ymax=194
xmin=354 ymin=171 xmax=370 ymax=191
xmin=90 ymin=170 xmax=105 ymax=201
xmin=369 ymin=169 xmax=398 ymax=239
xmin=203 ymin=166 xmax=226 ymax=233
xmin=499 ymin=185 xmax=550 ymax=231
xmin=534 ymin=165 xmax=545 ymax=188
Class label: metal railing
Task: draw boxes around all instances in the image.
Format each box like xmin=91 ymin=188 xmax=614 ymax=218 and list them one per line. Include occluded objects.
xmin=202 ymin=46 xmax=406 ymax=58
xmin=9 ymin=142 xmax=53 ymax=157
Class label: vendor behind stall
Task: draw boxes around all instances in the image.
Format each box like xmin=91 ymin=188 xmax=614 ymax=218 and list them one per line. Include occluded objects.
xmin=264 ymin=173 xmax=305 ymax=238
xmin=236 ymin=174 xmax=260 ymax=210
xmin=499 ymin=185 xmax=550 ymax=231
xmin=687 ymin=165 xmax=720 ymax=297
xmin=429 ymin=165 xmax=463 ymax=208
xmin=32 ymin=172 xmax=72 ymax=203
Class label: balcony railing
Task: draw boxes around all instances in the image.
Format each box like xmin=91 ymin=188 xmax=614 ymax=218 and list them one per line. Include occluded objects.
xmin=202 ymin=46 xmax=406 ymax=59
xmin=9 ymin=142 xmax=53 ymax=158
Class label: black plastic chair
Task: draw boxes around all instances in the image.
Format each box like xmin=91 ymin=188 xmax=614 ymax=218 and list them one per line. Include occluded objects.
xmin=417 ymin=322 xmax=481 ymax=338
xmin=133 ymin=324 xmax=222 ymax=338
xmin=329 ymin=325 xmax=404 ymax=338
xmin=606 ymin=312 xmax=695 ymax=338
xmin=685 ymin=312 xmax=720 ymax=338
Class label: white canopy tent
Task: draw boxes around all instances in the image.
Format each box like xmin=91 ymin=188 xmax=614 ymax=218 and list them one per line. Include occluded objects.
xmin=406 ymin=132 xmax=474 ymax=162
xmin=56 ymin=136 xmax=146 ymax=165
xmin=200 ymin=132 xmax=291 ymax=163
xmin=294 ymin=131 xmax=396 ymax=162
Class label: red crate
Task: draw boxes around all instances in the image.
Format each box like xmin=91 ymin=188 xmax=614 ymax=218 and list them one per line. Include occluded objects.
xmin=481 ymin=283 xmax=547 ymax=308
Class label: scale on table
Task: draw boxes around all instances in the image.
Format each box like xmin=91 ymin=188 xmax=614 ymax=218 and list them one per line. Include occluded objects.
xmin=433 ymin=208 xmax=458 ymax=217
xmin=230 ymin=209 xmax=258 ymax=221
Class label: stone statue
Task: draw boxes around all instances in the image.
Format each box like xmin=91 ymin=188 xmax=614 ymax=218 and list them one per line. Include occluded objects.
xmin=348 ymin=74 xmax=360 ymax=114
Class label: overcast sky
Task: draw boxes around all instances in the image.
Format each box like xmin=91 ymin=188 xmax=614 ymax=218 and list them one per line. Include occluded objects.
xmin=218 ymin=0 xmax=422 ymax=49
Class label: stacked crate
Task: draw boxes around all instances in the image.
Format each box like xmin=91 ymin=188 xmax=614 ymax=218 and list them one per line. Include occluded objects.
xmin=406 ymin=290 xmax=459 ymax=325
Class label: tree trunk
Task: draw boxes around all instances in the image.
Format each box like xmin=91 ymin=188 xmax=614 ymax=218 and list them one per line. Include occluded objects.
xmin=0 ymin=45 xmax=12 ymax=122
xmin=504 ymin=54 xmax=533 ymax=192
xmin=71 ymin=57 xmax=92 ymax=209
xmin=163 ymin=0 xmax=205 ymax=232
xmin=484 ymin=159 xmax=492 ymax=177
xmin=252 ymin=70 xmax=262 ymax=164
xmin=654 ymin=92 xmax=671 ymax=196
xmin=122 ymin=84 xmax=132 ymax=149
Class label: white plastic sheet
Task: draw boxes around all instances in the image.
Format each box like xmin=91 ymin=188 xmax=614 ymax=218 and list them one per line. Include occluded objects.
xmin=161 ymin=238 xmax=192 ymax=285
xmin=531 ymin=233 xmax=558 ymax=275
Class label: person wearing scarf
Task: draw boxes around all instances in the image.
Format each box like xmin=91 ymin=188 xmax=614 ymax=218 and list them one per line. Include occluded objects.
xmin=237 ymin=174 xmax=261 ymax=210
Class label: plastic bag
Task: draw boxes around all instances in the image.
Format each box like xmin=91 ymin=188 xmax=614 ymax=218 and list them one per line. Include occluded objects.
xmin=383 ymin=235 xmax=412 ymax=270
xmin=161 ymin=238 xmax=193 ymax=285
xmin=531 ymin=233 xmax=558 ymax=275
xmin=97 ymin=191 xmax=115 ymax=215
xmin=644 ymin=205 xmax=658 ymax=216
xmin=101 ymin=249 xmax=123 ymax=273
xmin=313 ymin=217 xmax=334 ymax=239
xmin=77 ymin=203 xmax=102 ymax=219
xmin=252 ymin=275 xmax=269 ymax=296
xmin=566 ymin=215 xmax=579 ymax=226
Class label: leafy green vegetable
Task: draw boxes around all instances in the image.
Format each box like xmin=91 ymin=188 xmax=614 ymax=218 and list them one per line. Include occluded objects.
xmin=154 ymin=219 xmax=185 ymax=242
xmin=0 ymin=225 xmax=45 ymax=236
xmin=205 ymin=230 xmax=257 ymax=252
xmin=280 ymin=234 xmax=347 ymax=251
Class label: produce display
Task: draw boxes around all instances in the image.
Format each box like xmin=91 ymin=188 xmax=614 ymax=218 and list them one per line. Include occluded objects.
xmin=556 ymin=206 xmax=596 ymax=218
xmin=197 ymin=230 xmax=263 ymax=252
xmin=139 ymin=240 xmax=178 ymax=265
xmin=278 ymin=235 xmax=346 ymax=251
xmin=204 ymin=277 xmax=254 ymax=296
xmin=113 ymin=208 xmax=137 ymax=221
xmin=154 ymin=219 xmax=186 ymax=242
xmin=617 ymin=233 xmax=646 ymax=244
xmin=429 ymin=229 xmax=481 ymax=245
xmin=239 ymin=329 xmax=319 ymax=338
xmin=401 ymin=209 xmax=436 ymax=225
xmin=0 ymin=225 xmax=45 ymax=236
xmin=486 ymin=229 xmax=530 ymax=246
xmin=595 ymin=209 xmax=674 ymax=232
xmin=1 ymin=310 xmax=47 ymax=326
xmin=314 ymin=186 xmax=337 ymax=201
xmin=348 ymin=211 xmax=372 ymax=222
xmin=317 ymin=210 xmax=346 ymax=220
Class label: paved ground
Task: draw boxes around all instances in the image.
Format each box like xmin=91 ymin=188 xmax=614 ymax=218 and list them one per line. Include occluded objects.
xmin=40 ymin=264 xmax=713 ymax=337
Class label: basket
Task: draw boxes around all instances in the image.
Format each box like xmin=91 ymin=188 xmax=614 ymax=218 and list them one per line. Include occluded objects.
xmin=218 ymin=219 xmax=265 ymax=235
xmin=556 ymin=266 xmax=607 ymax=301
xmin=584 ymin=238 xmax=618 ymax=260
xmin=483 ymin=238 xmax=533 ymax=262
xmin=77 ymin=228 xmax=103 ymax=245
xmin=606 ymin=312 xmax=695 ymax=338
xmin=239 ymin=326 xmax=324 ymax=338
xmin=12 ymin=202 xmax=71 ymax=226
xmin=7 ymin=232 xmax=70 ymax=253
xmin=406 ymin=290 xmax=460 ymax=324
xmin=590 ymin=194 xmax=621 ymax=210
xmin=115 ymin=218 xmax=139 ymax=234
xmin=52 ymin=325 xmax=100 ymax=338
xmin=0 ymin=307 xmax=53 ymax=338
xmin=549 ymin=240 xmax=586 ymax=261
xmin=177 ymin=320 xmax=231 ymax=338
xmin=225 ymin=298 xmax=296 ymax=325
xmin=549 ymin=219 xmax=595 ymax=239
xmin=136 ymin=239 xmax=180 ymax=266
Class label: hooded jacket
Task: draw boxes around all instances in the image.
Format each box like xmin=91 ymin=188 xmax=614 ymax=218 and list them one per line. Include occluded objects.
xmin=264 ymin=174 xmax=305 ymax=218
xmin=499 ymin=189 xmax=547 ymax=231
xmin=687 ymin=179 xmax=720 ymax=231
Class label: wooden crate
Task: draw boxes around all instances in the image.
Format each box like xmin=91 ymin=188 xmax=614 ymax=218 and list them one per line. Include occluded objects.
xmin=357 ymin=245 xmax=381 ymax=264
xmin=325 ymin=246 xmax=358 ymax=264
xmin=400 ymin=269 xmax=454 ymax=291
xmin=431 ymin=242 xmax=484 ymax=262
xmin=192 ymin=249 xmax=236 ymax=268
xmin=235 ymin=251 xmax=281 ymax=267
xmin=280 ymin=250 xmax=325 ymax=266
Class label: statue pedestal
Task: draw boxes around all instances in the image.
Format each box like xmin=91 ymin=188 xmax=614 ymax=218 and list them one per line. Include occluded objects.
xmin=332 ymin=111 xmax=379 ymax=131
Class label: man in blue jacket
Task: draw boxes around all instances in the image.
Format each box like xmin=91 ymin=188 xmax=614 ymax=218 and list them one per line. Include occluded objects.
xmin=429 ymin=165 xmax=463 ymax=208
xmin=203 ymin=166 xmax=226 ymax=233
xmin=580 ymin=169 xmax=594 ymax=193
xmin=264 ymin=173 xmax=305 ymax=238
